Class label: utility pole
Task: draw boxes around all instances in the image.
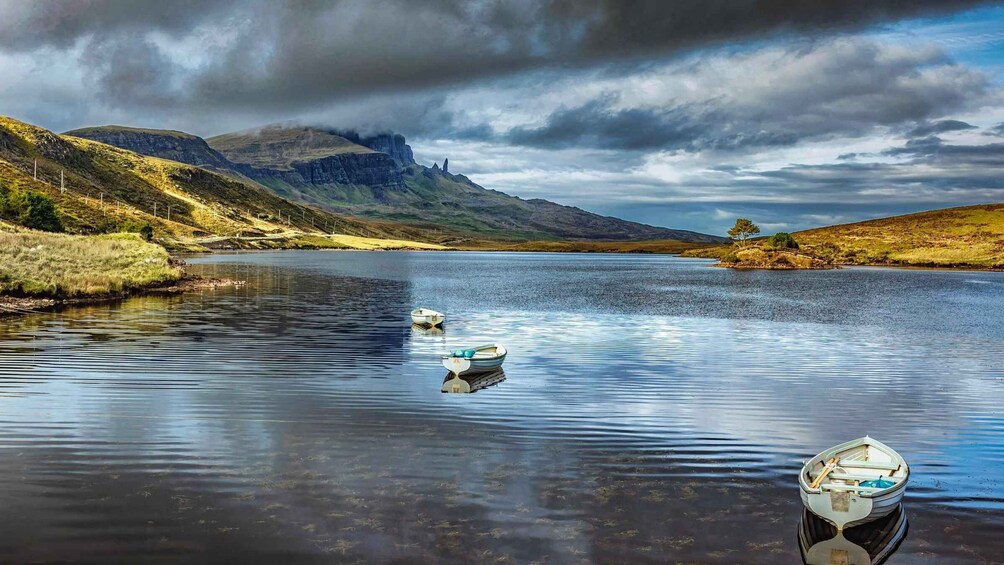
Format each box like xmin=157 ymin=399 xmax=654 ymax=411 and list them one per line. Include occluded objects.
xmin=154 ymin=202 xmax=157 ymax=218
xmin=60 ymin=170 xmax=64 ymax=194
xmin=99 ymin=192 xmax=103 ymax=210
xmin=167 ymin=205 xmax=171 ymax=222
xmin=33 ymin=159 xmax=37 ymax=181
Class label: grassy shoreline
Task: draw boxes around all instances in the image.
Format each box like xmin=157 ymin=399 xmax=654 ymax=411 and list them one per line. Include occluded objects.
xmin=0 ymin=230 xmax=245 ymax=316
xmin=0 ymin=231 xmax=181 ymax=297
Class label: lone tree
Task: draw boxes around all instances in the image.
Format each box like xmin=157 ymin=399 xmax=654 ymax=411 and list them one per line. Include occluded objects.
xmin=728 ymin=218 xmax=760 ymax=247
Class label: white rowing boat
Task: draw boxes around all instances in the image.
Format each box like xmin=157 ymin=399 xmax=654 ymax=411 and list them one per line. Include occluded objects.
xmin=799 ymin=437 xmax=909 ymax=530
xmin=411 ymin=308 xmax=445 ymax=327
xmin=441 ymin=343 xmax=506 ymax=376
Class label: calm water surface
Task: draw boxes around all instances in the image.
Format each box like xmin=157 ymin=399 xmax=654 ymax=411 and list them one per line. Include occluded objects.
xmin=1 ymin=251 xmax=1002 ymax=563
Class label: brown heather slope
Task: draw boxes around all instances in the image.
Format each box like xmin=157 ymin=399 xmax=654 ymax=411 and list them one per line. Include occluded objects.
xmin=795 ymin=203 xmax=1004 ymax=268
xmin=684 ymin=203 xmax=1004 ymax=269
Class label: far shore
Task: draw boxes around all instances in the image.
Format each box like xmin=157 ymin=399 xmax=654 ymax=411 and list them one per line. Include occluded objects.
xmin=3 ymin=230 xmax=1001 ymax=320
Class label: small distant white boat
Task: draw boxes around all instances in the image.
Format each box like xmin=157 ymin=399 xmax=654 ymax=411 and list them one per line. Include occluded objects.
xmin=411 ymin=308 xmax=445 ymax=327
xmin=442 ymin=343 xmax=507 ymax=376
xmin=799 ymin=437 xmax=909 ymax=530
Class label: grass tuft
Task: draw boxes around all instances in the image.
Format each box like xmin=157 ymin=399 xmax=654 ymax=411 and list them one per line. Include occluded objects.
xmin=0 ymin=231 xmax=182 ymax=297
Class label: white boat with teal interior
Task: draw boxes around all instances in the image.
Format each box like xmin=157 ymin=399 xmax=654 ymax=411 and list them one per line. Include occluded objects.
xmin=411 ymin=308 xmax=445 ymax=327
xmin=799 ymin=437 xmax=909 ymax=530
xmin=442 ymin=344 xmax=506 ymax=376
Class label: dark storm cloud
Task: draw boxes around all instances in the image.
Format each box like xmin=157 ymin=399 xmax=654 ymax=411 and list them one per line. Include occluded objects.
xmin=0 ymin=0 xmax=993 ymax=118
xmin=883 ymin=136 xmax=1004 ymax=165
xmin=0 ymin=0 xmax=239 ymax=50
xmin=906 ymin=119 xmax=977 ymax=137
xmin=508 ymin=99 xmax=712 ymax=151
xmin=505 ymin=40 xmax=988 ymax=152
xmin=507 ymin=101 xmax=801 ymax=151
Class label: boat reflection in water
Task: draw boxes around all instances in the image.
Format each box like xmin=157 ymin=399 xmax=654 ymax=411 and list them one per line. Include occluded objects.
xmin=799 ymin=503 xmax=908 ymax=565
xmin=411 ymin=322 xmax=445 ymax=337
xmin=442 ymin=368 xmax=506 ymax=393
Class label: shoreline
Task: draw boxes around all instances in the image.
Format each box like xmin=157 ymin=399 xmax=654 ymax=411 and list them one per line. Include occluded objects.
xmin=185 ymin=245 xmax=1004 ymax=272
xmin=0 ymin=275 xmax=244 ymax=317
xmin=3 ymin=245 xmax=1001 ymax=320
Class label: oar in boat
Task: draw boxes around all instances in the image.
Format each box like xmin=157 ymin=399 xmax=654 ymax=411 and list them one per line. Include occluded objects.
xmin=809 ymin=457 xmax=840 ymax=489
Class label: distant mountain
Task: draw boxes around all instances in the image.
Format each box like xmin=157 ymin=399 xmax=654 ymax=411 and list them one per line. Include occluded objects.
xmin=69 ymin=124 xmax=725 ymax=243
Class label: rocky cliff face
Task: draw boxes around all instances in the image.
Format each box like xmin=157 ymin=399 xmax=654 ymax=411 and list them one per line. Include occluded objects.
xmin=206 ymin=127 xmax=409 ymax=196
xmin=67 ymin=125 xmax=408 ymax=196
xmin=247 ymin=152 xmax=406 ymax=197
xmin=65 ymin=127 xmax=234 ymax=171
xmin=331 ymin=130 xmax=415 ymax=164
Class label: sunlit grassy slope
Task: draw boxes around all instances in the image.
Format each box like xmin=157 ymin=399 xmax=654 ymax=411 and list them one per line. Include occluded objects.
xmin=0 ymin=231 xmax=181 ymax=296
xmin=0 ymin=116 xmax=433 ymax=244
xmin=683 ymin=204 xmax=1004 ymax=268
xmin=326 ymin=235 xmax=446 ymax=250
xmin=795 ymin=204 xmax=1004 ymax=268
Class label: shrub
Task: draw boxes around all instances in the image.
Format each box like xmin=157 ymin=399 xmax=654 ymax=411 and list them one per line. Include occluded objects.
xmin=8 ymin=190 xmax=64 ymax=232
xmin=768 ymin=232 xmax=799 ymax=249
xmin=771 ymin=254 xmax=793 ymax=267
xmin=139 ymin=223 xmax=154 ymax=241
xmin=720 ymin=251 xmax=739 ymax=263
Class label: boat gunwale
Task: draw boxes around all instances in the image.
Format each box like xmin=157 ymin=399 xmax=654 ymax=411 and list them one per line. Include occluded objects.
xmin=442 ymin=343 xmax=507 ymax=361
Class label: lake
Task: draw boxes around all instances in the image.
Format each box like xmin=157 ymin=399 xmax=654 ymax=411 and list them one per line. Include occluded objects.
xmin=1 ymin=251 xmax=1002 ymax=564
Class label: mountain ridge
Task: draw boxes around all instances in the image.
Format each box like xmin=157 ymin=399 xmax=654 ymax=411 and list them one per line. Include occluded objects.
xmin=67 ymin=124 xmax=725 ymax=243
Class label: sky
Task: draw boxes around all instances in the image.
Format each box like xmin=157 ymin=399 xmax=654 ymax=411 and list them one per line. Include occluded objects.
xmin=1 ymin=1 xmax=1004 ymax=236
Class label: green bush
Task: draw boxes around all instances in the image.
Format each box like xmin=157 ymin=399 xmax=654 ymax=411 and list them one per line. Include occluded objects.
xmin=720 ymin=251 xmax=740 ymax=263
xmin=8 ymin=190 xmax=64 ymax=232
xmin=91 ymin=219 xmax=156 ymax=241
xmin=767 ymin=232 xmax=799 ymax=249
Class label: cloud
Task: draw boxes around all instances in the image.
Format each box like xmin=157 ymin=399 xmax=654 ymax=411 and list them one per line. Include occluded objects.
xmin=906 ymin=119 xmax=976 ymax=137
xmin=0 ymin=0 xmax=994 ymax=124
xmin=503 ymin=39 xmax=990 ymax=151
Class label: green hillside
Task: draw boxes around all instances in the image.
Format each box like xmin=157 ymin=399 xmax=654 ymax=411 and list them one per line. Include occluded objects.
xmin=2 ymin=117 xmax=436 ymax=246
